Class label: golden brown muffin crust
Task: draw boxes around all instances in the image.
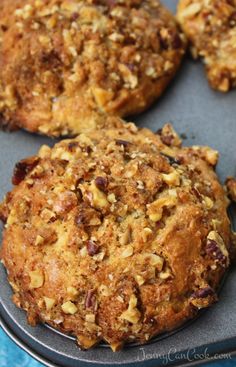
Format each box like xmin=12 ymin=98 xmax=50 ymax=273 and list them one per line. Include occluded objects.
xmin=0 ymin=119 xmax=232 ymax=351
xmin=177 ymin=0 xmax=236 ymax=92
xmin=0 ymin=0 xmax=185 ymax=136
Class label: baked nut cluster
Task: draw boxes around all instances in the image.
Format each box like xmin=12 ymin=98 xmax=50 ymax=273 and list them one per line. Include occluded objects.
xmin=177 ymin=0 xmax=236 ymax=91
xmin=0 ymin=0 xmax=185 ymax=136
xmin=0 ymin=119 xmax=233 ymax=350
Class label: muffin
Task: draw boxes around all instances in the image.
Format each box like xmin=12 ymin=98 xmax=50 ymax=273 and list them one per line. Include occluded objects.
xmin=0 ymin=119 xmax=233 ymax=351
xmin=0 ymin=0 xmax=185 ymax=136
xmin=177 ymin=0 xmax=236 ymax=92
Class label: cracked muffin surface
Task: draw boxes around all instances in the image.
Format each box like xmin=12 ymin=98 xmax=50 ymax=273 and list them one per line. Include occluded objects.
xmin=0 ymin=0 xmax=185 ymax=136
xmin=177 ymin=0 xmax=236 ymax=92
xmin=0 ymin=119 xmax=233 ymax=351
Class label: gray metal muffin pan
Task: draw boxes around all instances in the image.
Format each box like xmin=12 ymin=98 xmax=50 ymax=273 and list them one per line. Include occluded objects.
xmin=0 ymin=0 xmax=236 ymax=366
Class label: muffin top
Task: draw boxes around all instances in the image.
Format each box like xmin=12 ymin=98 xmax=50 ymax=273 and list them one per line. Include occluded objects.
xmin=0 ymin=0 xmax=185 ymax=136
xmin=0 ymin=119 xmax=232 ymax=351
xmin=177 ymin=0 xmax=236 ymax=92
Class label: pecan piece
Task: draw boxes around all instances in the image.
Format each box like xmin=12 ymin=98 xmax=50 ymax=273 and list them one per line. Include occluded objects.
xmin=191 ymin=287 xmax=215 ymax=299
xmin=190 ymin=286 xmax=216 ymax=309
xmin=206 ymin=240 xmax=226 ymax=263
xmin=85 ymin=289 xmax=97 ymax=310
xmin=206 ymin=231 xmax=229 ymax=267
xmin=156 ymin=124 xmax=181 ymax=147
xmin=75 ymin=207 xmax=101 ymax=227
xmin=160 ymin=153 xmax=181 ymax=166
xmin=94 ymin=176 xmax=108 ymax=192
xmin=86 ymin=240 xmax=100 ymax=256
xmin=12 ymin=157 xmax=39 ymax=185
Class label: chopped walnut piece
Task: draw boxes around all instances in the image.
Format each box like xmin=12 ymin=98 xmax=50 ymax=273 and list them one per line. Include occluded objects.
xmin=40 ymin=208 xmax=56 ymax=222
xmin=162 ymin=171 xmax=180 ymax=186
xmin=118 ymin=63 xmax=138 ymax=89
xmin=120 ymin=294 xmax=141 ymax=324
xmin=192 ymin=287 xmax=215 ymax=299
xmin=147 ymin=192 xmax=177 ymax=222
xmin=142 ymin=253 xmax=164 ymax=271
xmin=43 ymin=297 xmax=56 ymax=311
xmin=12 ymin=157 xmax=39 ymax=185
xmin=121 ymin=245 xmax=134 ymax=258
xmin=161 ymin=153 xmax=181 ymax=166
xmin=34 ymin=235 xmax=44 ymax=246
xmin=119 ymin=227 xmax=131 ymax=246
xmin=158 ymin=124 xmax=182 ymax=147
xmin=191 ymin=286 xmax=216 ymax=309
xmin=61 ymin=301 xmax=78 ymax=315
xmin=206 ymin=231 xmax=229 ymax=266
xmin=92 ymin=87 xmax=114 ymax=110
xmin=86 ymin=240 xmax=100 ymax=256
xmin=29 ymin=270 xmax=44 ymax=289
xmin=159 ymin=268 xmax=173 ymax=280
xmin=203 ymin=196 xmax=214 ymax=210
xmin=141 ymin=227 xmax=153 ymax=243
xmin=135 ymin=274 xmax=145 ymax=286
xmin=75 ymin=208 xmax=101 ymax=227
xmin=107 ymin=193 xmax=116 ymax=203
xmin=193 ymin=146 xmax=219 ymax=166
xmin=85 ymin=314 xmax=96 ymax=323
xmin=94 ymin=176 xmax=108 ymax=192
xmin=88 ymin=182 xmax=108 ymax=209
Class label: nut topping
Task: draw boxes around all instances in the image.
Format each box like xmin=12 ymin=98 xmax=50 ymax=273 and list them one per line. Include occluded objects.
xmin=85 ymin=290 xmax=96 ymax=310
xmin=147 ymin=194 xmax=177 ymax=222
xmin=206 ymin=231 xmax=229 ymax=267
xmin=12 ymin=157 xmax=39 ymax=185
xmin=120 ymin=294 xmax=141 ymax=324
xmin=29 ymin=270 xmax=44 ymax=289
xmin=191 ymin=287 xmax=215 ymax=299
xmin=44 ymin=297 xmax=56 ymax=311
xmin=115 ymin=139 xmax=131 ymax=148
xmin=61 ymin=301 xmax=78 ymax=315
xmin=86 ymin=240 xmax=100 ymax=256
xmin=160 ymin=153 xmax=181 ymax=166
xmin=87 ymin=182 xmax=108 ymax=209
xmin=94 ymin=176 xmax=108 ymax=192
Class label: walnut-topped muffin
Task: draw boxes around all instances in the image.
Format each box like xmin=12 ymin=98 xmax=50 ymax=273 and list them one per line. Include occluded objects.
xmin=0 ymin=119 xmax=233 ymax=351
xmin=177 ymin=0 xmax=236 ymax=92
xmin=0 ymin=0 xmax=185 ymax=136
